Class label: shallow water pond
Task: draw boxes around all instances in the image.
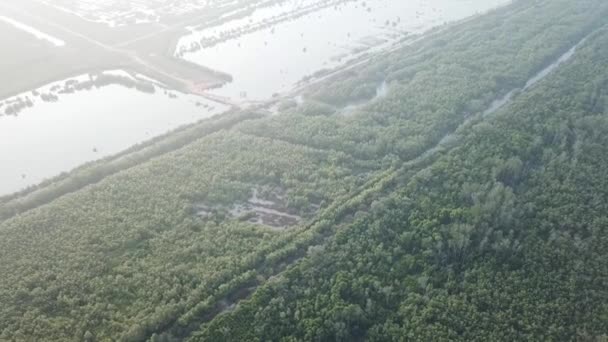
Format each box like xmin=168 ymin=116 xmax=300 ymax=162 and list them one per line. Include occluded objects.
xmin=178 ymin=0 xmax=510 ymax=102
xmin=0 ymin=71 xmax=227 ymax=196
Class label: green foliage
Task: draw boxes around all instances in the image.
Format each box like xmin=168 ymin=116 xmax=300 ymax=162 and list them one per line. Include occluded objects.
xmin=3 ymin=0 xmax=608 ymax=341
xmin=0 ymin=130 xmax=371 ymax=341
xmin=195 ymin=23 xmax=608 ymax=341
xmin=238 ymin=0 xmax=608 ymax=161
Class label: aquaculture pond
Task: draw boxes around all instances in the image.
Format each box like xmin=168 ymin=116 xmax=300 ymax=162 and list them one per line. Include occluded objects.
xmin=0 ymin=71 xmax=227 ymax=196
xmin=177 ymin=0 xmax=510 ymax=102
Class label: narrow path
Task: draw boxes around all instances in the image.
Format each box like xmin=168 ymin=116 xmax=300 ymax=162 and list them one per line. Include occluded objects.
xmin=284 ymin=8 xmax=495 ymax=99
xmin=162 ymin=27 xmax=602 ymax=341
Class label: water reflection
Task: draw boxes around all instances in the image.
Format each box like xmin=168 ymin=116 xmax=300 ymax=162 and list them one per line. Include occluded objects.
xmin=0 ymin=71 xmax=227 ymax=195
xmin=178 ymin=0 xmax=510 ymax=102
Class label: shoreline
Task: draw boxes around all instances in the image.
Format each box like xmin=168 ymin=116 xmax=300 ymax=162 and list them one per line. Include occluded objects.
xmin=0 ymin=1 xmax=513 ymax=220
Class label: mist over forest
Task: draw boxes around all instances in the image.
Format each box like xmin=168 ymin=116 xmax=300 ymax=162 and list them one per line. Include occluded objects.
xmin=1 ymin=0 xmax=607 ymax=341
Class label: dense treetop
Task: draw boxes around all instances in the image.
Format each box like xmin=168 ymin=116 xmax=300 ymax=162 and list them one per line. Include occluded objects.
xmin=1 ymin=0 xmax=608 ymax=341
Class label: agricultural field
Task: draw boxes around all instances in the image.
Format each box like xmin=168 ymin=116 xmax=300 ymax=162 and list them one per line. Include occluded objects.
xmin=199 ymin=26 xmax=608 ymax=341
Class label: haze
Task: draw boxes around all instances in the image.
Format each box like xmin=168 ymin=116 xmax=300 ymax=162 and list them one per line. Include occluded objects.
xmin=1 ymin=1 xmax=608 ymax=341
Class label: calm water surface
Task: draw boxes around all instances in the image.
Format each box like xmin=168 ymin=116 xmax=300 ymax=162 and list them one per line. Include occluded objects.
xmin=178 ymin=0 xmax=510 ymax=102
xmin=0 ymin=72 xmax=227 ymax=196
